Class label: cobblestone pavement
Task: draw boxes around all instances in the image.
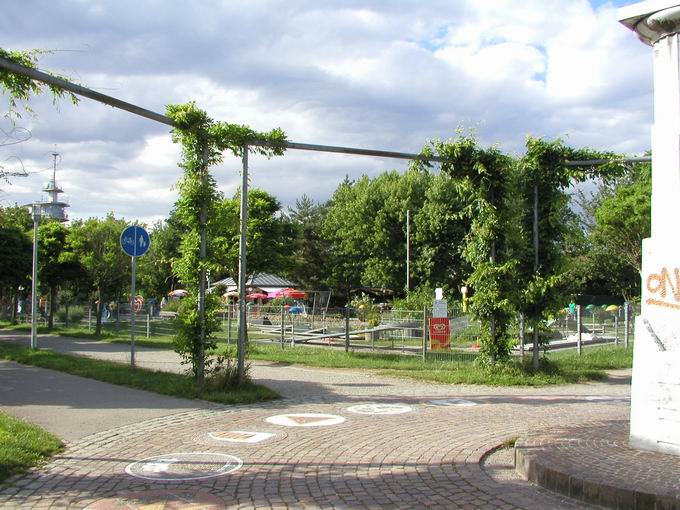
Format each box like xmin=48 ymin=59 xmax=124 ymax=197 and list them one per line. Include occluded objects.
xmin=516 ymin=420 xmax=680 ymax=509
xmin=0 ymin=334 xmax=632 ymax=509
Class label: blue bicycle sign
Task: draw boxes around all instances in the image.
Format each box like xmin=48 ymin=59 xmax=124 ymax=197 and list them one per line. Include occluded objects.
xmin=120 ymin=225 xmax=150 ymax=257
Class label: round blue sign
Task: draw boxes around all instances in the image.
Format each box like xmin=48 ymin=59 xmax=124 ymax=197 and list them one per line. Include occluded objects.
xmin=120 ymin=225 xmax=151 ymax=257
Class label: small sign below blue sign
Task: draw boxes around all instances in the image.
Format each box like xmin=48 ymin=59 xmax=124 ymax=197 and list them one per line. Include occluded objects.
xmin=120 ymin=225 xmax=151 ymax=257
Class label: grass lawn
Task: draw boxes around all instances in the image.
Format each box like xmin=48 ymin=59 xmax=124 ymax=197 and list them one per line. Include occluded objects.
xmin=0 ymin=412 xmax=63 ymax=483
xmin=0 ymin=342 xmax=279 ymax=405
xmin=217 ymin=342 xmax=633 ymax=386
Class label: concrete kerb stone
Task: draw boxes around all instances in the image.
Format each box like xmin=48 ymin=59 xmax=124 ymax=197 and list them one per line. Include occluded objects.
xmin=514 ymin=423 xmax=680 ymax=510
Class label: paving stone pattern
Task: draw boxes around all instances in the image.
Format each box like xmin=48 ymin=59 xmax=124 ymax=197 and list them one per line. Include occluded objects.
xmin=515 ymin=420 xmax=680 ymax=510
xmin=0 ymin=334 xmax=640 ymax=509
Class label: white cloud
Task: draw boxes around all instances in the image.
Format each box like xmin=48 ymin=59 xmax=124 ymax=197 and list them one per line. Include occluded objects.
xmin=0 ymin=0 xmax=653 ymax=224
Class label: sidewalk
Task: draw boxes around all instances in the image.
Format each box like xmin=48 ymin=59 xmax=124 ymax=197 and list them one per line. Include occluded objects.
xmin=0 ymin=331 xmax=637 ymax=509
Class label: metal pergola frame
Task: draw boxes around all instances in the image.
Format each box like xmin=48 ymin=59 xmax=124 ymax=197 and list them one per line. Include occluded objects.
xmin=0 ymin=56 xmax=651 ymax=380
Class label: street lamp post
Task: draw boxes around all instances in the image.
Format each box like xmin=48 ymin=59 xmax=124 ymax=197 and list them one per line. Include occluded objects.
xmin=30 ymin=204 xmax=41 ymax=350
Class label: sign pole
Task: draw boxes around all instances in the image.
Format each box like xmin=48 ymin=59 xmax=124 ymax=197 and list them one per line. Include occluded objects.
xmin=120 ymin=224 xmax=150 ymax=370
xmin=130 ymin=255 xmax=136 ymax=369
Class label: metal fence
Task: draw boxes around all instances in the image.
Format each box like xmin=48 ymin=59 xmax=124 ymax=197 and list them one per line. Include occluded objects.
xmin=8 ymin=300 xmax=638 ymax=360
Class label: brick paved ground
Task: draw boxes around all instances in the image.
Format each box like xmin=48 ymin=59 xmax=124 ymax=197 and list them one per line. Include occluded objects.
xmin=515 ymin=420 xmax=680 ymax=509
xmin=0 ymin=334 xmax=637 ymax=509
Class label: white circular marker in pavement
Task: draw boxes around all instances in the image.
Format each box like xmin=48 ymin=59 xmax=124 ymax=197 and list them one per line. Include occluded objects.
xmin=125 ymin=452 xmax=242 ymax=481
xmin=265 ymin=413 xmax=346 ymax=427
xmin=346 ymin=403 xmax=413 ymax=415
xmin=426 ymin=398 xmax=478 ymax=407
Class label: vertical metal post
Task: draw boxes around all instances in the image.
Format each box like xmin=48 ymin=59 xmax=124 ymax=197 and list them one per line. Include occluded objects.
xmin=624 ymin=301 xmax=629 ymax=349
xmin=406 ymin=209 xmax=410 ymax=293
xmin=237 ymin=145 xmax=249 ymax=382
xmin=422 ymin=305 xmax=428 ymax=361
xmin=227 ymin=306 xmax=232 ymax=345
xmin=130 ymin=255 xmax=136 ymax=368
xmin=30 ymin=207 xmax=39 ymax=350
xmin=576 ymin=304 xmax=582 ymax=356
xmin=280 ymin=305 xmax=285 ymax=349
xmin=614 ymin=314 xmax=619 ymax=345
xmin=146 ymin=312 xmax=150 ymax=339
xmin=88 ymin=306 xmax=91 ymax=332
xmin=344 ymin=306 xmax=350 ymax=352
xmin=197 ymin=141 xmax=209 ymax=385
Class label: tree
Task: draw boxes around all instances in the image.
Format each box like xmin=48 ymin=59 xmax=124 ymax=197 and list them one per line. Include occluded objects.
xmin=66 ymin=214 xmax=130 ymax=336
xmin=0 ymin=223 xmax=31 ymax=322
xmin=413 ymin=171 xmax=471 ymax=295
xmin=573 ymin=162 xmax=651 ymax=301
xmin=215 ymin=188 xmax=295 ymax=283
xmin=137 ymin=218 xmax=183 ymax=303
xmin=37 ymin=220 xmax=85 ymax=329
xmin=287 ymin=195 xmax=329 ymax=290
xmin=322 ymin=176 xmax=372 ymax=301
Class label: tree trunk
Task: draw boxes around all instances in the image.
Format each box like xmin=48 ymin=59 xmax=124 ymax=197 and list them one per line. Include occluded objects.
xmin=48 ymin=286 xmax=57 ymax=330
xmin=11 ymin=288 xmax=18 ymax=324
xmin=95 ymin=289 xmax=103 ymax=336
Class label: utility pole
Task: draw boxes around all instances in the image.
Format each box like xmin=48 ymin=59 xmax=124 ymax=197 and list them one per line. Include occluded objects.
xmin=30 ymin=205 xmax=40 ymax=350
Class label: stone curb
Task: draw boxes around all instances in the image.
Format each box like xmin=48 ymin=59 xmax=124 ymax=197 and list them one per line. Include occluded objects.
xmin=514 ymin=438 xmax=680 ymax=510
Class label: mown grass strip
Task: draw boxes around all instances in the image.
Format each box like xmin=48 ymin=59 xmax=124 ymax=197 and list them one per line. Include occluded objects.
xmin=0 ymin=342 xmax=279 ymax=405
xmin=0 ymin=412 xmax=63 ymax=483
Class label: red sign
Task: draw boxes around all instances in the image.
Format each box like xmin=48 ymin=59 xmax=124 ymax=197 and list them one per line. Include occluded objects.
xmin=429 ymin=317 xmax=450 ymax=350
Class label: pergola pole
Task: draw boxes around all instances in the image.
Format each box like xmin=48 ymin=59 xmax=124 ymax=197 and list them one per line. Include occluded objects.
xmin=237 ymin=145 xmax=249 ymax=383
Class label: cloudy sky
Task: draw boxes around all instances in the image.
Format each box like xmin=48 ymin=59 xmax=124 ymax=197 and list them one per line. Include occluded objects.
xmin=0 ymin=0 xmax=653 ymax=224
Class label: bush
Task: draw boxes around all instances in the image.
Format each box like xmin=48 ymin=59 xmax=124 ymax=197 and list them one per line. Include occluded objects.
xmin=55 ymin=305 xmax=86 ymax=324
xmin=206 ymin=358 xmax=251 ymax=391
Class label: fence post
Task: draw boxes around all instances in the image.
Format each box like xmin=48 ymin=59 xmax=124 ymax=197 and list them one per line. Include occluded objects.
xmin=88 ymin=306 xmax=91 ymax=332
xmin=422 ymin=306 xmax=428 ymax=361
xmin=624 ymin=301 xmax=629 ymax=349
xmin=227 ymin=306 xmax=232 ymax=345
xmin=614 ymin=314 xmax=619 ymax=345
xmin=280 ymin=305 xmax=285 ymax=349
xmin=344 ymin=306 xmax=350 ymax=353
xmin=146 ymin=312 xmax=150 ymax=339
xmin=577 ymin=304 xmax=582 ymax=356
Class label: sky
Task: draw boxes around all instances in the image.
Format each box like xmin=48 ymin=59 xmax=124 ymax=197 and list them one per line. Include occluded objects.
xmin=0 ymin=0 xmax=653 ymax=224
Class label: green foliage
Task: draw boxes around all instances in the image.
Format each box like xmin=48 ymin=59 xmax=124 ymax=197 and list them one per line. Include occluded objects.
xmin=516 ymin=137 xmax=626 ymax=321
xmin=173 ymin=292 xmax=223 ymax=379
xmin=65 ymin=214 xmax=130 ymax=335
xmin=165 ymin=102 xmax=286 ymax=382
xmin=216 ymin=188 xmax=295 ymax=281
xmin=417 ymin=132 xmax=515 ymax=361
xmin=572 ymin=161 xmax=650 ymax=301
xmin=137 ymin=219 xmax=183 ymax=302
xmin=391 ymin=286 xmax=435 ymax=310
xmin=37 ymin=220 xmax=86 ymax=328
xmin=321 ymin=168 xmax=468 ymax=300
xmin=0 ymin=48 xmax=79 ymax=119
xmin=287 ymin=195 xmax=329 ymax=289
xmin=350 ymin=293 xmax=380 ymax=326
